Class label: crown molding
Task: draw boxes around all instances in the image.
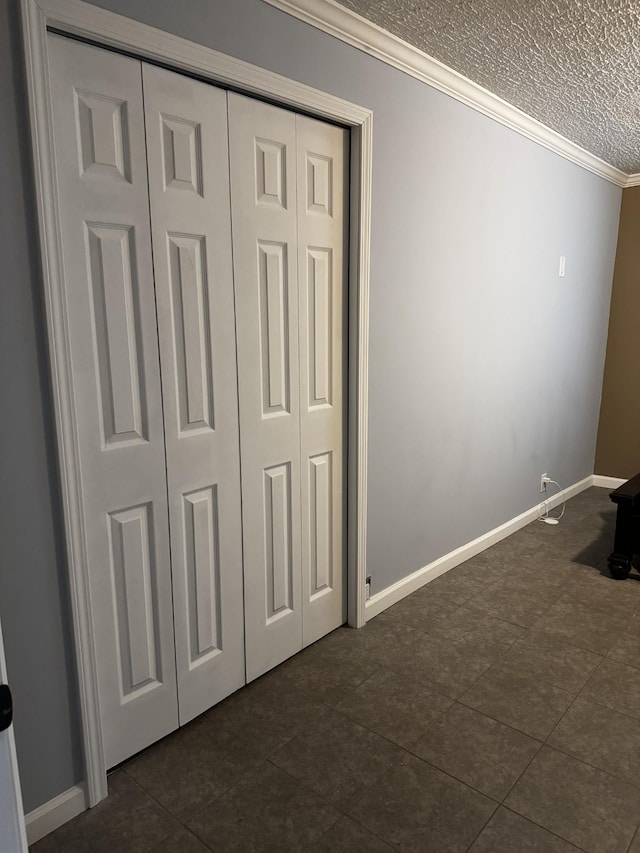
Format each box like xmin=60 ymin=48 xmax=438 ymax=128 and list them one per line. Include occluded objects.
xmin=263 ymin=0 xmax=631 ymax=188
xmin=625 ymin=174 xmax=640 ymax=188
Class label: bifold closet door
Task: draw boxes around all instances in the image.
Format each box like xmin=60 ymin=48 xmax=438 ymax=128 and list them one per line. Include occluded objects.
xmin=47 ymin=36 xmax=179 ymax=767
xmin=296 ymin=116 xmax=348 ymax=647
xmin=228 ymin=93 xmax=347 ymax=681
xmin=142 ymin=65 xmax=245 ymax=723
xmin=228 ymin=95 xmax=303 ymax=681
xmin=47 ymin=32 xmax=348 ymax=763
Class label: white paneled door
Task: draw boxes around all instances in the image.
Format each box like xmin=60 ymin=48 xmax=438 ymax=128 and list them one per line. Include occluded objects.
xmin=228 ymin=95 xmax=303 ymax=681
xmin=229 ymin=94 xmax=347 ymax=680
xmin=47 ymin=33 xmax=348 ymax=769
xmin=48 ymin=35 xmax=179 ymax=768
xmin=296 ymin=116 xmax=348 ymax=647
xmin=142 ymin=65 xmax=245 ymax=724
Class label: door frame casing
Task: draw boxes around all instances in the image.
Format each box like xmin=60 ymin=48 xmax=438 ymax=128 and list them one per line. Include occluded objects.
xmin=20 ymin=0 xmax=371 ymax=807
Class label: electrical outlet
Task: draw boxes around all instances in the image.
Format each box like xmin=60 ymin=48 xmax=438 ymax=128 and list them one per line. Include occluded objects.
xmin=540 ymin=472 xmax=549 ymax=493
xmin=365 ymin=576 xmax=371 ymax=601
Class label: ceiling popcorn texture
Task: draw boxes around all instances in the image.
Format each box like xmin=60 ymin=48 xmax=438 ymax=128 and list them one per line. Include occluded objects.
xmin=335 ymin=0 xmax=640 ymax=173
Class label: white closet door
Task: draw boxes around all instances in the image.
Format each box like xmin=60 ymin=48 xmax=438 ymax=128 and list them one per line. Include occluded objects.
xmin=142 ymin=66 xmax=245 ymax=722
xmin=47 ymin=36 xmax=178 ymax=766
xmin=296 ymin=116 xmax=348 ymax=646
xmin=228 ymin=93 xmax=303 ymax=681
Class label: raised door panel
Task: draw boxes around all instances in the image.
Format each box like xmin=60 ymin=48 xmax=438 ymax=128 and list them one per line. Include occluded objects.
xmin=142 ymin=65 xmax=245 ymax=723
xmin=167 ymin=233 xmax=214 ymax=434
xmin=228 ymin=92 xmax=302 ymax=682
xmin=75 ymin=88 xmax=131 ymax=181
xmin=48 ymin=34 xmax=178 ymax=768
xmin=258 ymin=241 xmax=291 ymax=416
xmin=86 ymin=223 xmax=148 ymax=444
xmin=296 ymin=115 xmax=348 ymax=647
xmin=108 ymin=504 xmax=160 ymax=694
xmin=182 ymin=487 xmax=222 ymax=663
xmin=263 ymin=463 xmax=294 ymax=621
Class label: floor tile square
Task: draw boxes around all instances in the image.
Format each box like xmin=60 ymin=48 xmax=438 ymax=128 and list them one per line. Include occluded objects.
xmin=307 ymin=816 xmax=394 ymax=852
xmin=468 ymin=806 xmax=583 ymax=852
xmin=379 ymin=591 xmax=459 ymax=633
xmin=533 ymin=596 xmax=632 ymax=655
xmin=467 ymin=580 xmax=554 ymax=628
xmin=581 ymin=657 xmax=640 ymax=721
xmin=505 ymin=746 xmax=640 ymax=853
xmin=413 ymin=702 xmax=540 ymax=800
xmin=200 ymin=676 xmax=328 ymax=756
xmin=608 ymin=614 xmax=640 ymax=670
xmin=30 ymin=772 xmax=180 ymax=853
xmin=270 ymin=709 xmax=401 ymax=810
xmin=264 ymin=633 xmax=381 ymax=706
xmin=561 ymin=571 xmax=640 ymax=614
xmin=495 ymin=562 xmax=568 ymax=592
xmin=499 ymin=630 xmax=603 ymax=692
xmin=124 ymin=724 xmax=261 ymax=821
xmin=460 ymin=664 xmax=573 ymax=739
xmin=349 ymin=753 xmax=496 ymax=852
xmin=427 ymin=605 xmax=526 ymax=646
xmin=330 ymin=619 xmax=429 ymax=671
xmin=418 ymin=570 xmax=493 ymax=606
xmin=452 ymin=554 xmax=512 ymax=586
xmin=548 ymin=696 xmax=640 ymax=787
xmin=388 ymin=621 xmax=521 ymax=698
xmin=335 ymin=668 xmax=452 ymax=747
xmin=186 ymin=761 xmax=339 ymax=853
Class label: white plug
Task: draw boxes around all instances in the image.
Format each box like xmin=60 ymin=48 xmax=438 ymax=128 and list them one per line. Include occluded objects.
xmin=540 ymin=472 xmax=551 ymax=493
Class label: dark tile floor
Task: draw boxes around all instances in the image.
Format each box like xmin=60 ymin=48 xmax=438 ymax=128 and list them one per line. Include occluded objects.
xmin=32 ymin=487 xmax=640 ymax=852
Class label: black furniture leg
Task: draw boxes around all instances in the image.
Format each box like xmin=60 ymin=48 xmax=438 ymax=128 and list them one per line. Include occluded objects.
xmin=607 ymin=475 xmax=640 ymax=580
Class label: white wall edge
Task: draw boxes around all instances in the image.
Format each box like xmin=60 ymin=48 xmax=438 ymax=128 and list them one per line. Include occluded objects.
xmin=365 ymin=475 xmax=594 ymax=620
xmin=264 ymin=0 xmax=631 ymax=188
xmin=25 ymin=784 xmax=87 ymax=846
xmin=592 ymin=475 xmax=626 ymax=488
xmin=625 ymin=174 xmax=640 ymax=188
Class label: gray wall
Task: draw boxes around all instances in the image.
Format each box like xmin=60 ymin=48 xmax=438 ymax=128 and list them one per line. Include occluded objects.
xmin=0 ymin=0 xmax=621 ymax=811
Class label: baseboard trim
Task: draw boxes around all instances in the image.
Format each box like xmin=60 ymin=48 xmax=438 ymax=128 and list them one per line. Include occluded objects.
xmin=365 ymin=475 xmax=593 ymax=620
xmin=26 ymin=784 xmax=87 ymax=845
xmin=592 ymin=475 xmax=626 ymax=489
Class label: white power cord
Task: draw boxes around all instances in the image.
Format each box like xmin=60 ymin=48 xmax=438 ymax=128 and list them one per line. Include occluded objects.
xmin=539 ymin=478 xmax=566 ymax=525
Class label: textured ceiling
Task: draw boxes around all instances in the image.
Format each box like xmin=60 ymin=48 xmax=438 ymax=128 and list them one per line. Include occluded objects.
xmin=335 ymin=0 xmax=640 ymax=174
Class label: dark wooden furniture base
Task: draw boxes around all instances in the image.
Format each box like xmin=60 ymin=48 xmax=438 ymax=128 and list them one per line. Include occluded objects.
xmin=608 ymin=473 xmax=640 ymax=580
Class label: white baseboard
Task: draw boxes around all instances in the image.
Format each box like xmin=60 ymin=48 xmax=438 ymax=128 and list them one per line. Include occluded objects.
xmin=365 ymin=475 xmax=593 ymax=620
xmin=26 ymin=784 xmax=87 ymax=845
xmin=592 ymin=475 xmax=626 ymax=489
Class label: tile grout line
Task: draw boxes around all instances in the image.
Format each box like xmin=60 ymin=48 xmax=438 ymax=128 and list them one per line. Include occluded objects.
xmin=498 ymin=805 xmax=592 ymax=853
xmin=118 ymin=770 xmax=219 ymax=853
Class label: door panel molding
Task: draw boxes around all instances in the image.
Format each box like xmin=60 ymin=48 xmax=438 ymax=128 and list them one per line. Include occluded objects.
xmin=21 ymin=0 xmax=371 ymax=809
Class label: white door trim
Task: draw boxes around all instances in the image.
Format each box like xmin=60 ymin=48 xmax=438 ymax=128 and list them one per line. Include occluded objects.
xmin=20 ymin=0 xmax=371 ymax=809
